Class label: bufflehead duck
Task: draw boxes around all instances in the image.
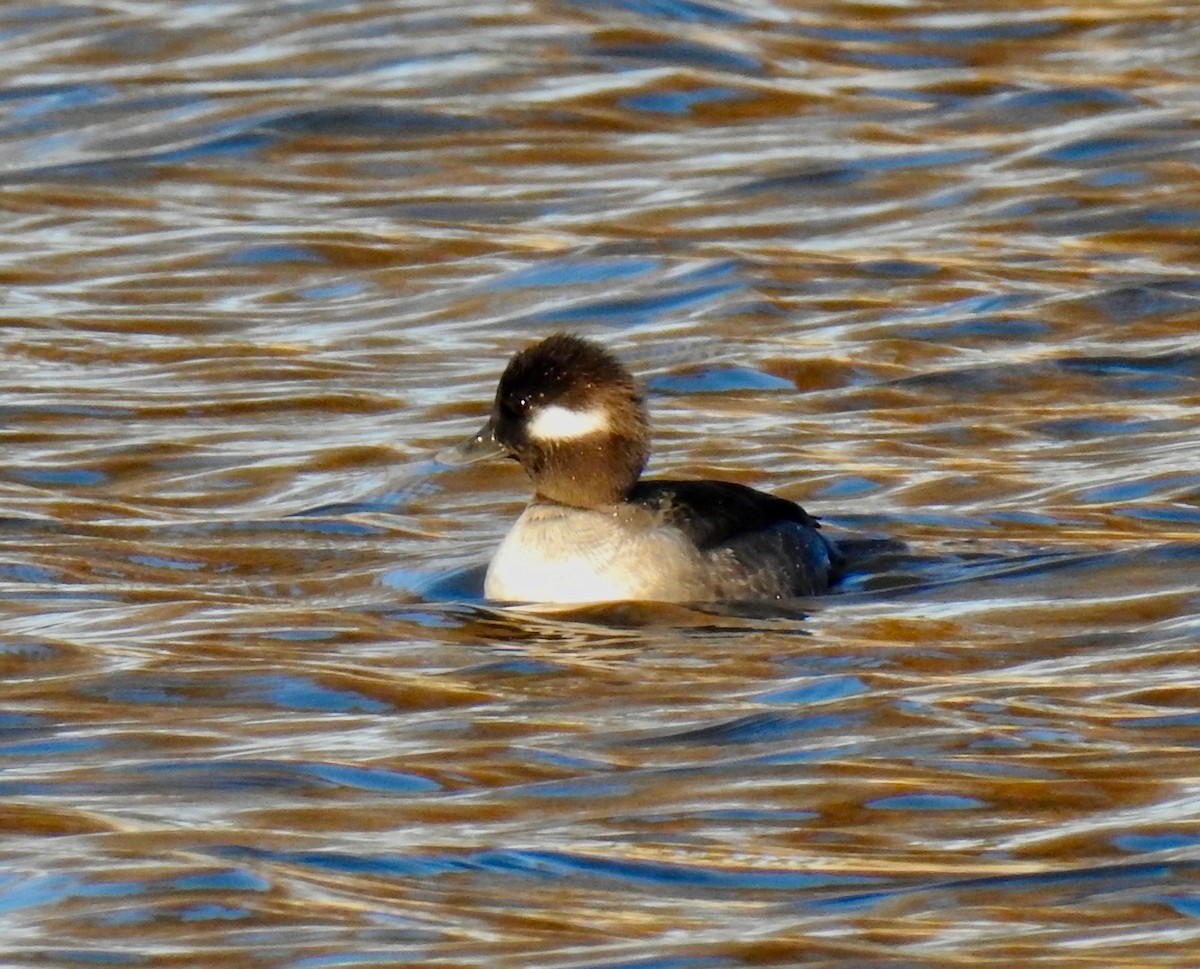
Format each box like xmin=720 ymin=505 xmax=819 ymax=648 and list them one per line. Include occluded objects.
xmin=439 ymin=333 xmax=842 ymax=605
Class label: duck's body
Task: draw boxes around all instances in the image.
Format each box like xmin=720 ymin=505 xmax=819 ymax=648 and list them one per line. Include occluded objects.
xmin=440 ymin=333 xmax=841 ymax=605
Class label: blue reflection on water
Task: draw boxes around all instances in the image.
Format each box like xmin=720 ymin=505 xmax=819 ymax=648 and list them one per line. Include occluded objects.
xmin=221 ymin=244 xmax=324 ymax=265
xmin=647 ymin=366 xmax=792 ymax=394
xmin=597 ymin=39 xmax=762 ymax=74
xmin=898 ymin=316 xmax=1048 ymax=342
xmin=456 ymin=658 xmax=563 ymax=677
xmin=1037 ymin=416 xmax=1166 ymax=438
xmin=0 ymin=872 xmax=78 ymax=916
xmin=212 ymin=843 xmax=881 ymax=892
xmin=135 ymin=758 xmax=439 ymax=794
xmin=622 ymin=87 xmax=743 ymax=114
xmin=169 ymin=869 xmax=270 ymax=892
xmin=858 ymin=148 xmax=986 ymax=171
xmin=1086 ymin=282 xmax=1200 ymax=322
xmin=223 ymin=674 xmax=391 ymax=714
xmin=0 ymin=561 xmax=62 ymax=587
xmin=306 ymin=762 xmax=440 ymax=794
xmin=0 ymin=736 xmax=104 ymax=758
xmin=796 ymin=20 xmax=1060 ymax=43
xmin=635 ymin=711 xmax=859 ymax=746
xmin=997 ymin=86 xmax=1139 ymax=111
xmin=810 ymin=861 xmax=1198 ymax=913
xmin=867 ymin=794 xmax=986 ymax=811
xmin=300 ymin=281 xmax=364 ymax=300
xmin=1040 ymin=135 xmax=1166 ymax=162
xmin=757 ymin=675 xmax=867 ymax=706
xmin=1115 ymin=832 xmax=1200 ymax=853
xmin=487 ymin=257 xmax=659 ymax=291
xmin=862 ymin=258 xmax=940 ymax=277
xmin=1084 ymin=169 xmax=1144 ymax=187
xmin=11 ymin=468 xmax=106 ymax=486
xmin=527 ymin=281 xmax=744 ymax=327
xmin=1117 ymin=507 xmax=1200 ymax=525
xmin=81 ymin=672 xmax=391 ymax=714
xmin=0 ymin=712 xmax=50 ymax=734
xmin=42 ymin=953 xmax=141 ymax=966
xmin=841 ymin=50 xmax=962 ymax=70
xmin=1078 ymin=473 xmax=1199 ymax=503
xmin=473 ymin=848 xmax=879 ymax=890
xmin=1144 ymin=208 xmax=1200 ymax=226
xmin=1161 ymin=896 xmax=1200 ymax=917
xmin=1117 ymin=711 xmax=1200 ymax=729
xmin=734 ymin=166 xmax=864 ymax=196
xmin=151 ymin=131 xmax=276 ymax=164
xmin=128 ymin=554 xmax=204 ymax=571
xmin=213 ymin=844 xmax=466 ymax=878
xmin=564 ymin=0 xmax=749 ymax=24
xmin=178 ymin=903 xmax=250 ymax=922
xmin=815 ymin=477 xmax=881 ymax=499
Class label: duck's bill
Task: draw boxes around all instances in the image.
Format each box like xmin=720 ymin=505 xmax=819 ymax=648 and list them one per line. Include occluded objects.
xmin=434 ymin=420 xmax=506 ymax=466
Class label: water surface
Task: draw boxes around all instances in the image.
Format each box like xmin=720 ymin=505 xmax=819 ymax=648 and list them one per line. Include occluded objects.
xmin=1 ymin=1 xmax=1199 ymax=966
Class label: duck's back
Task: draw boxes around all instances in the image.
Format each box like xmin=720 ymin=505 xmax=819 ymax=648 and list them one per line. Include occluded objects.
xmin=628 ymin=479 xmax=842 ymax=600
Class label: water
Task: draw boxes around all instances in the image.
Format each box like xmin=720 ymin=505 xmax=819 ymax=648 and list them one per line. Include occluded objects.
xmin=1 ymin=1 xmax=1199 ymax=965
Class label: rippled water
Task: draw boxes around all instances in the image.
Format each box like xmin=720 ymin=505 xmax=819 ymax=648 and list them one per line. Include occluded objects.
xmin=2 ymin=1 xmax=1199 ymax=965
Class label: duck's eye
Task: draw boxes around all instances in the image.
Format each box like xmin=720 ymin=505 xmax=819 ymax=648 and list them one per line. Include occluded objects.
xmin=499 ymin=395 xmax=526 ymax=421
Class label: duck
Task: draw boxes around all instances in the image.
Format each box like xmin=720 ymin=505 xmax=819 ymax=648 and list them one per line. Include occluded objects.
xmin=438 ymin=333 xmax=841 ymax=604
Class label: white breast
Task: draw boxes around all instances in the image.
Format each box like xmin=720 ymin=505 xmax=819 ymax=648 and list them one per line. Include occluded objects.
xmin=483 ymin=504 xmax=699 ymax=604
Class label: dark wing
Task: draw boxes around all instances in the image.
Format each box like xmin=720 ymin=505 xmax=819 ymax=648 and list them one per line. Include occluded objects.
xmin=628 ymin=479 xmax=843 ymax=597
xmin=627 ymin=479 xmax=820 ymax=550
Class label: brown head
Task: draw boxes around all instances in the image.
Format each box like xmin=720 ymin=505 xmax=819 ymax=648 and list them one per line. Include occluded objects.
xmin=441 ymin=334 xmax=650 ymax=509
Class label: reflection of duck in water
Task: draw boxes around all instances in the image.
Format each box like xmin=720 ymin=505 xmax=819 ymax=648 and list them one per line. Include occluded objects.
xmin=439 ymin=333 xmax=842 ymax=605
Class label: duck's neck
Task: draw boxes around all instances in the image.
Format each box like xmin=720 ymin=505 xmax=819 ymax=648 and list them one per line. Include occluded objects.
xmin=528 ymin=437 xmax=646 ymax=510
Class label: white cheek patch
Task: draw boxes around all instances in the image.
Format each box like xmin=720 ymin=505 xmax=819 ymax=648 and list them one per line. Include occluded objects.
xmin=527 ymin=404 xmax=609 ymax=442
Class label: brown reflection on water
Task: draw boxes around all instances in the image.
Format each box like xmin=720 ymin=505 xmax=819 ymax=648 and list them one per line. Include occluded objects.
xmin=1 ymin=0 xmax=1200 ymax=965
